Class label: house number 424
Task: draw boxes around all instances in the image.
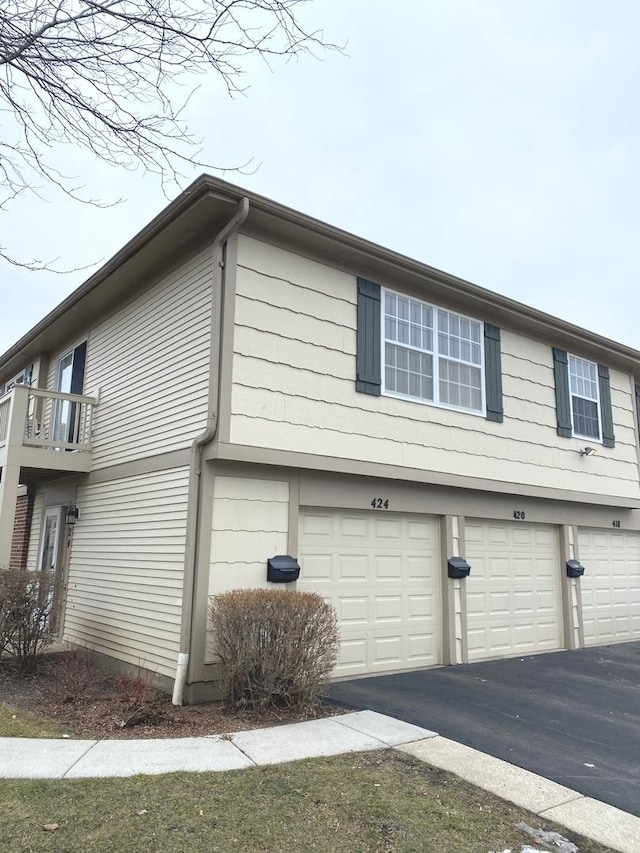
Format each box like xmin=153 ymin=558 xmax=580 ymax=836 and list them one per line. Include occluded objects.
xmin=371 ymin=498 xmax=389 ymax=509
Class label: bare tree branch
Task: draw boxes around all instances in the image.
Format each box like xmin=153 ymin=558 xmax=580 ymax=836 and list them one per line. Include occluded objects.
xmin=0 ymin=0 xmax=338 ymax=268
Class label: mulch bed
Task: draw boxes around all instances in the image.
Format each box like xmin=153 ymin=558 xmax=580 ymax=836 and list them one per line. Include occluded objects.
xmin=0 ymin=653 xmax=342 ymax=740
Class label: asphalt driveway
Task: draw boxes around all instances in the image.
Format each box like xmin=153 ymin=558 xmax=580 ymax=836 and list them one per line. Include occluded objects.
xmin=329 ymin=642 xmax=640 ymax=817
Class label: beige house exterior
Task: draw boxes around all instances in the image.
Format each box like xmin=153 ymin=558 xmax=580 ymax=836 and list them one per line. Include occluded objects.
xmin=1 ymin=176 xmax=639 ymax=700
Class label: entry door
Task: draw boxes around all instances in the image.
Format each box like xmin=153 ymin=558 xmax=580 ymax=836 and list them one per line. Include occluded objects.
xmin=38 ymin=507 xmax=63 ymax=632
xmin=52 ymin=342 xmax=87 ymax=444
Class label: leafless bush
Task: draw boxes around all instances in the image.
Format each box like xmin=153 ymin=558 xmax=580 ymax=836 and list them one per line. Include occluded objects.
xmin=36 ymin=649 xmax=101 ymax=703
xmin=0 ymin=569 xmax=54 ymax=672
xmin=209 ymin=588 xmax=339 ymax=712
xmin=118 ymin=669 xmax=155 ymax=708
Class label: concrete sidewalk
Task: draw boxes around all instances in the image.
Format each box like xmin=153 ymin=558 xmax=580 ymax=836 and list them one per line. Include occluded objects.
xmin=1 ymin=710 xmax=638 ymax=853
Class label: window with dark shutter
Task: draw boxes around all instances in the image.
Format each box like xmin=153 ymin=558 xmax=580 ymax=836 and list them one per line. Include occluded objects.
xmin=553 ymin=347 xmax=615 ymax=447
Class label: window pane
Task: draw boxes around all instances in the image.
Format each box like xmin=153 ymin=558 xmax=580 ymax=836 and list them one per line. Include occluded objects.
xmin=569 ymin=355 xmax=598 ymax=400
xmin=572 ymin=396 xmax=600 ymax=439
xmin=439 ymin=359 xmax=482 ymax=412
xmin=385 ymin=317 xmax=396 ymax=339
xmin=384 ymin=343 xmax=433 ymax=401
xmin=385 ymin=366 xmax=395 ymax=391
xmin=437 ymin=309 xmax=482 ymax=365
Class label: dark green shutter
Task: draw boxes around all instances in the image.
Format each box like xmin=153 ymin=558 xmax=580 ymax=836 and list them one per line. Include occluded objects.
xmin=598 ymin=364 xmax=615 ymax=448
xmin=636 ymin=384 xmax=640 ymax=437
xmin=484 ymin=324 xmax=503 ymax=422
xmin=356 ymin=278 xmax=381 ymax=396
xmin=553 ymin=348 xmax=572 ymax=437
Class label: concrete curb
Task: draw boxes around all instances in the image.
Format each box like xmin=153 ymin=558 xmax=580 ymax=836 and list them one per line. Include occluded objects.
xmin=1 ymin=711 xmax=637 ymax=852
xmin=399 ymin=736 xmax=639 ymax=853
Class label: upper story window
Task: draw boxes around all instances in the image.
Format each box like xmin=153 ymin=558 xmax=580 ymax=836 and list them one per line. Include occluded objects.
xmin=552 ymin=347 xmax=614 ymax=448
xmin=568 ymin=354 xmax=601 ymax=441
xmin=0 ymin=366 xmax=33 ymax=398
xmin=383 ymin=289 xmax=484 ymax=414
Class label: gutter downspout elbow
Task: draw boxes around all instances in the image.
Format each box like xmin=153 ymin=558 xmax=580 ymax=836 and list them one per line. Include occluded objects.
xmin=173 ymin=196 xmax=249 ymax=706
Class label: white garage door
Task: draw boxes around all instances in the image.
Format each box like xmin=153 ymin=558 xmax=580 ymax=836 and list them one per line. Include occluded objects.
xmin=297 ymin=510 xmax=440 ymax=677
xmin=578 ymin=529 xmax=640 ymax=646
xmin=465 ymin=520 xmax=562 ymax=661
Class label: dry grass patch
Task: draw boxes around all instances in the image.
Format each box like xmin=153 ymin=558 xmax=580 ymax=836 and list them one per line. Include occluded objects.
xmin=0 ymin=751 xmax=615 ymax=853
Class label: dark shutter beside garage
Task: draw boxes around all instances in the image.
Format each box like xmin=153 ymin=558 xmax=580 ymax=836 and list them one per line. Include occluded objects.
xmin=597 ymin=364 xmax=615 ymax=448
xmin=552 ymin=348 xmax=572 ymax=437
xmin=484 ymin=323 xmax=503 ymax=423
xmin=636 ymin=384 xmax=640 ymax=436
xmin=356 ymin=277 xmax=382 ymax=395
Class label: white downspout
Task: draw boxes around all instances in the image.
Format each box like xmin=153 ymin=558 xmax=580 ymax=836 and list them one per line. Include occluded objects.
xmin=172 ymin=196 xmax=249 ymax=705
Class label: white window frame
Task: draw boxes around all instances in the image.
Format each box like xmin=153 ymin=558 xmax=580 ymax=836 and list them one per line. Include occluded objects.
xmin=0 ymin=365 xmax=33 ymax=398
xmin=381 ymin=288 xmax=486 ymax=416
xmin=568 ymin=353 xmax=602 ymax=442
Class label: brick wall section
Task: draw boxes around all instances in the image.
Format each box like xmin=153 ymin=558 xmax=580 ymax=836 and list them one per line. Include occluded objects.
xmin=10 ymin=494 xmax=35 ymax=571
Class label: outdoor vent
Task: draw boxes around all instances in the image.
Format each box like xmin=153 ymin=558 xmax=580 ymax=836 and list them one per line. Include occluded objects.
xmin=566 ymin=559 xmax=585 ymax=579
xmin=447 ymin=557 xmax=471 ymax=580
xmin=267 ymin=555 xmax=301 ymax=584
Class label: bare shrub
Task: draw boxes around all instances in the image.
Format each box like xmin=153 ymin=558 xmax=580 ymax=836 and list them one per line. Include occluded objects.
xmin=36 ymin=650 xmax=101 ymax=703
xmin=0 ymin=569 xmax=54 ymax=672
xmin=209 ymin=589 xmax=340 ymax=713
xmin=118 ymin=669 xmax=155 ymax=708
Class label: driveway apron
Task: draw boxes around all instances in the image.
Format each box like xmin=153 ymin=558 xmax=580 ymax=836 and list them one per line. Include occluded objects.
xmin=329 ymin=642 xmax=640 ymax=817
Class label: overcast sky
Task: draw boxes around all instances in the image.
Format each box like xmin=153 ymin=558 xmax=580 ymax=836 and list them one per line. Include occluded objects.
xmin=2 ymin=0 xmax=639 ymax=355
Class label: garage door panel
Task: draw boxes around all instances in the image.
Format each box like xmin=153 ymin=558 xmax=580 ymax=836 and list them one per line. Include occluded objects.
xmin=466 ymin=520 xmax=562 ymax=661
xmin=578 ymin=528 xmax=640 ymax=646
xmin=374 ymin=596 xmax=403 ymax=622
xmin=340 ymin=555 xmax=369 ymax=580
xmin=375 ymin=555 xmax=403 ymax=579
xmin=298 ymin=510 xmax=440 ymax=677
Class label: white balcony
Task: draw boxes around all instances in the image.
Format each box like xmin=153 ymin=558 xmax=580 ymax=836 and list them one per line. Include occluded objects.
xmin=0 ymin=384 xmax=97 ymax=480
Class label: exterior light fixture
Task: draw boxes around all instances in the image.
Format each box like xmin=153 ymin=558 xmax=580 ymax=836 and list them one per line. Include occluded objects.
xmin=580 ymin=447 xmax=598 ymax=457
xmin=65 ymin=505 xmax=79 ymax=525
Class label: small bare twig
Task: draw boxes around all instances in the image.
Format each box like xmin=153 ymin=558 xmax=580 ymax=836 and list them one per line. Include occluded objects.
xmin=0 ymin=1 xmax=339 ymax=268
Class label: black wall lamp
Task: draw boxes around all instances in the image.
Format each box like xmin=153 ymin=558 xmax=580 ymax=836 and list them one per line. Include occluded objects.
xmin=65 ymin=505 xmax=79 ymax=525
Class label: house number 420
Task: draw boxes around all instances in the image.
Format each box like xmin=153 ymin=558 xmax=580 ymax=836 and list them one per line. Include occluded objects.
xmin=371 ymin=498 xmax=389 ymax=509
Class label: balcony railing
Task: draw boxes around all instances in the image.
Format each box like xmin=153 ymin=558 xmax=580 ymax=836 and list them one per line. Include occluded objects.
xmin=0 ymin=384 xmax=97 ymax=461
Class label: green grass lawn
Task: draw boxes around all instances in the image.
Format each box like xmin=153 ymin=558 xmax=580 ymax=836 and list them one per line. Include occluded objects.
xmin=0 ymin=703 xmax=72 ymax=738
xmin=1 ymin=750 xmax=614 ymax=853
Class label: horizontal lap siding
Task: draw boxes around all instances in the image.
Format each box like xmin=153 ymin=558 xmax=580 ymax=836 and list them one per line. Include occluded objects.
xmin=206 ymin=475 xmax=290 ymax=661
xmin=47 ymin=248 xmax=212 ymax=469
xmin=231 ymin=236 xmax=640 ymax=500
xmin=64 ymin=468 xmax=189 ymax=678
